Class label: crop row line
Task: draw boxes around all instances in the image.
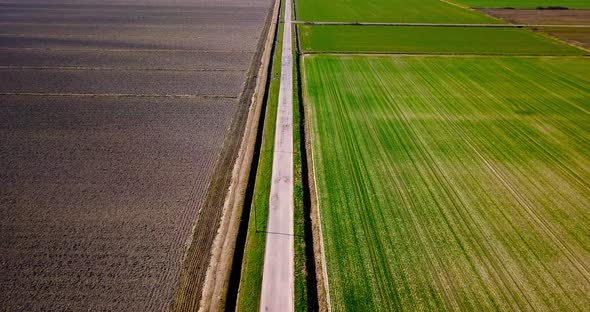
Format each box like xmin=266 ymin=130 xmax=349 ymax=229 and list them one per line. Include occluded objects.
xmin=301 ymin=51 xmax=590 ymax=57
xmin=0 ymin=65 xmax=246 ymax=72
xmin=293 ymin=21 xmax=590 ymax=28
xmin=0 ymin=92 xmax=238 ymax=99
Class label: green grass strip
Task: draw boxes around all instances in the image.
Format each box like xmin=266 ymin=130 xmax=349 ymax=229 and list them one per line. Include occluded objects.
xmin=299 ymin=25 xmax=585 ymax=55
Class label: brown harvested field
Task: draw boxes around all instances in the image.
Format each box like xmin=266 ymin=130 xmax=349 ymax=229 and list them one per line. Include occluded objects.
xmin=481 ymin=9 xmax=590 ymax=50
xmin=482 ymin=8 xmax=590 ymax=25
xmin=0 ymin=0 xmax=272 ymax=311
xmin=532 ymin=26 xmax=590 ymax=48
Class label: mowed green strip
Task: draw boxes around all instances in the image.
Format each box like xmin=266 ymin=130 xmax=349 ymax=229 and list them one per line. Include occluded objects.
xmin=300 ymin=25 xmax=585 ymax=55
xmin=296 ymin=0 xmax=498 ymax=23
xmin=304 ymin=55 xmax=590 ymax=311
xmin=454 ymin=0 xmax=590 ymax=9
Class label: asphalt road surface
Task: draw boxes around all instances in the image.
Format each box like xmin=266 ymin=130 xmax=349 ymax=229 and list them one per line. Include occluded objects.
xmin=259 ymin=0 xmax=294 ymax=310
xmin=0 ymin=0 xmax=272 ymax=310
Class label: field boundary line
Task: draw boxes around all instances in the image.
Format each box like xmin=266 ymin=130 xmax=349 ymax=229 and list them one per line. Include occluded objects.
xmin=0 ymin=65 xmax=245 ymax=71
xmin=301 ymin=55 xmax=332 ymax=312
xmin=531 ymin=24 xmax=590 ymax=28
xmin=0 ymin=92 xmax=238 ymax=99
xmin=293 ymin=21 xmax=524 ymax=27
xmin=0 ymin=5 xmax=221 ymax=13
xmin=295 ymin=21 xmax=590 ymax=28
xmin=301 ymin=51 xmax=590 ymax=57
xmin=0 ymin=22 xmax=243 ymax=28
xmin=0 ymin=47 xmax=255 ymax=53
xmin=439 ymin=0 xmax=472 ymax=10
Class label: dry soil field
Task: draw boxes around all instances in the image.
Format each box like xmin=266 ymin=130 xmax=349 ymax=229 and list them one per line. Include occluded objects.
xmin=482 ymin=9 xmax=590 ymax=49
xmin=0 ymin=0 xmax=271 ymax=310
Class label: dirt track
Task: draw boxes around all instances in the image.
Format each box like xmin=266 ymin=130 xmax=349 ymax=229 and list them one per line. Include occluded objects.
xmin=0 ymin=0 xmax=272 ymax=310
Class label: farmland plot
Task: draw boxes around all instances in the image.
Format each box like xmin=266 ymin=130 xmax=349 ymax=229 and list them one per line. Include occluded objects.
xmin=299 ymin=25 xmax=584 ymax=55
xmin=0 ymin=0 xmax=272 ymax=310
xmin=304 ymin=55 xmax=590 ymax=311
xmin=296 ymin=0 xmax=497 ymax=23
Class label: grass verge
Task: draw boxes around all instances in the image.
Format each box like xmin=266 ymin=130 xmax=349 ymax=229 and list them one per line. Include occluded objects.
xmin=296 ymin=0 xmax=497 ymax=23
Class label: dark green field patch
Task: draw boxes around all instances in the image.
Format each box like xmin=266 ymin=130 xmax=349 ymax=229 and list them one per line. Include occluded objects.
xmin=296 ymin=0 xmax=498 ymax=23
xmin=299 ymin=25 xmax=585 ymax=55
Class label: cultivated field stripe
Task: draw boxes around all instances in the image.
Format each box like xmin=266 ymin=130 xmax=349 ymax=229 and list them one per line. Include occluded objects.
xmin=299 ymin=25 xmax=586 ymax=55
xmin=304 ymin=55 xmax=590 ymax=311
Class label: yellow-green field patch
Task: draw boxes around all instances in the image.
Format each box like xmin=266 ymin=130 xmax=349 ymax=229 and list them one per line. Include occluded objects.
xmin=300 ymin=25 xmax=586 ymax=55
xmin=304 ymin=55 xmax=590 ymax=311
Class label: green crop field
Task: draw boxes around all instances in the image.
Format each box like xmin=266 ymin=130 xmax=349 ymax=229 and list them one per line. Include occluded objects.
xmin=296 ymin=0 xmax=498 ymax=23
xmin=299 ymin=25 xmax=585 ymax=55
xmin=304 ymin=55 xmax=590 ymax=311
xmin=454 ymin=0 xmax=590 ymax=8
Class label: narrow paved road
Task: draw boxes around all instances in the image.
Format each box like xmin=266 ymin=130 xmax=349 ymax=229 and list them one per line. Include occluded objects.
xmin=259 ymin=0 xmax=294 ymax=310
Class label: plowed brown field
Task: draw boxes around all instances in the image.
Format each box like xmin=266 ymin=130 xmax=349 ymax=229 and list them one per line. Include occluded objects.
xmin=0 ymin=0 xmax=272 ymax=310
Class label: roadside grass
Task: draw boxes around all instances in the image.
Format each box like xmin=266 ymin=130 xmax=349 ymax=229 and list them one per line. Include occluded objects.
xmin=304 ymin=54 xmax=590 ymax=311
xmin=235 ymin=2 xmax=284 ymax=310
xmin=293 ymin=29 xmax=308 ymax=311
xmin=299 ymin=25 xmax=585 ymax=55
xmin=296 ymin=0 xmax=498 ymax=23
xmin=453 ymin=0 xmax=590 ymax=9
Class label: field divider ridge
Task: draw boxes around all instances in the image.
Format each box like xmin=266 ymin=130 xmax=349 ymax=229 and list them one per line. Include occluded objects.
xmin=300 ymin=51 xmax=590 ymax=57
xmin=0 ymin=65 xmax=246 ymax=71
xmin=0 ymin=47 xmax=255 ymax=53
xmin=0 ymin=92 xmax=238 ymax=99
xmin=294 ymin=21 xmax=590 ymax=28
xmin=293 ymin=21 xmax=526 ymax=27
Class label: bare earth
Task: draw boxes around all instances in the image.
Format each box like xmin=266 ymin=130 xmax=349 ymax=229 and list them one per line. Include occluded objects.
xmin=0 ymin=0 xmax=271 ymax=311
xmin=534 ymin=26 xmax=590 ymax=48
xmin=482 ymin=8 xmax=590 ymax=25
xmin=482 ymin=9 xmax=590 ymax=49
